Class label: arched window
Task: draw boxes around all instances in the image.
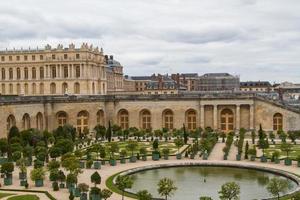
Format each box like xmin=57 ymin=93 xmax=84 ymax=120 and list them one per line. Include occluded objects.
xmin=50 ymin=83 xmax=56 ymax=94
xmin=39 ymin=83 xmax=44 ymax=94
xmin=1 ymin=84 xmax=5 ymax=94
xmin=24 ymin=83 xmax=28 ymax=95
xmin=32 ymin=67 xmax=36 ymax=79
xmin=17 ymin=68 xmax=21 ymax=79
xmin=221 ymin=109 xmax=234 ymax=132
xmin=163 ymin=109 xmax=174 ymax=130
xmin=22 ymin=113 xmax=31 ymax=130
xmin=140 ymin=110 xmax=151 ymax=130
xmin=96 ymin=110 xmax=105 ymax=126
xmin=9 ymin=84 xmax=13 ymax=94
xmin=186 ymin=110 xmax=197 ymax=131
xmin=36 ymin=112 xmax=43 ymax=130
xmin=62 ymin=83 xmax=68 ymax=94
xmin=40 ymin=67 xmax=44 ymax=79
xmin=9 ymin=68 xmax=13 ymax=79
xmin=1 ymin=68 xmax=5 ymax=80
xmin=57 ymin=111 xmax=67 ymax=127
xmin=75 ymin=66 xmax=80 ymax=78
xmin=32 ymin=83 xmax=36 ymax=94
xmin=16 ymin=83 xmax=21 ymax=94
xmin=74 ymin=82 xmax=80 ymax=94
xmin=77 ymin=111 xmax=89 ymax=134
xmin=118 ymin=109 xmax=129 ymax=129
xmin=7 ymin=115 xmax=16 ymax=131
xmin=273 ymin=113 xmax=283 ymax=131
xmin=24 ymin=67 xmax=28 ymax=79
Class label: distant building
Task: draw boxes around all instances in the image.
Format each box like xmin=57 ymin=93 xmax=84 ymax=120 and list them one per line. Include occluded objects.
xmin=275 ymin=82 xmax=300 ymax=100
xmin=198 ymin=73 xmax=240 ymax=91
xmin=240 ymin=81 xmax=274 ymax=92
xmin=171 ymin=73 xmax=199 ymax=91
xmin=105 ymin=55 xmax=124 ymax=93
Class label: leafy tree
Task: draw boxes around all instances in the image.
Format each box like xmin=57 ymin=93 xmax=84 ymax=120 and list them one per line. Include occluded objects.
xmin=266 ymin=177 xmax=289 ymax=200
xmin=174 ymin=138 xmax=184 ymax=153
xmin=137 ymin=190 xmax=153 ymax=200
xmin=58 ymin=170 xmax=66 ymax=183
xmin=66 ymin=173 xmax=78 ymax=185
xmin=8 ymin=126 xmax=20 ymax=141
xmin=259 ymin=139 xmax=269 ymax=157
xmin=157 ymin=178 xmax=177 ymax=200
xmin=91 ymin=171 xmax=101 ymax=186
xmin=101 ymin=189 xmax=113 ymax=200
xmin=126 ymin=140 xmax=138 ymax=156
xmin=30 ymin=167 xmax=46 ymax=181
xmin=107 ymin=142 xmax=119 ymax=159
xmin=77 ymin=183 xmax=89 ymax=193
xmin=139 ymin=147 xmax=147 ymax=156
xmin=49 ymin=146 xmax=61 ymax=160
xmin=54 ymin=139 xmax=74 ymax=155
xmin=0 ymin=138 xmax=8 ymax=156
xmin=152 ymin=139 xmax=159 ymax=151
xmin=1 ymin=162 xmax=14 ymax=175
xmin=218 ymin=182 xmax=240 ymax=200
xmin=61 ymin=154 xmax=81 ymax=175
xmin=115 ymin=175 xmax=133 ymax=200
xmin=280 ymin=142 xmax=293 ymax=160
xmin=183 ymin=124 xmax=188 ymax=144
xmin=244 ymin=141 xmax=249 ymax=159
xmin=47 ymin=160 xmax=60 ymax=171
xmin=94 ymin=125 xmax=106 ymax=140
xmin=106 ymin=121 xmax=112 ymax=142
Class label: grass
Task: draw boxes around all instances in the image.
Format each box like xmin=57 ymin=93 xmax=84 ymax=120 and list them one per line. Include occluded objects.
xmin=7 ymin=195 xmax=39 ymax=200
xmin=0 ymin=193 xmax=14 ymax=199
xmin=264 ymin=144 xmax=300 ymax=160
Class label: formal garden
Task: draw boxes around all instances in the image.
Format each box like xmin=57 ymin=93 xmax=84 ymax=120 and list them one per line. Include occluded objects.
xmin=0 ymin=122 xmax=300 ymax=199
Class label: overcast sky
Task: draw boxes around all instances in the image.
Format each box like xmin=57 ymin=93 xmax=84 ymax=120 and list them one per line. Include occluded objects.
xmin=0 ymin=0 xmax=300 ymax=82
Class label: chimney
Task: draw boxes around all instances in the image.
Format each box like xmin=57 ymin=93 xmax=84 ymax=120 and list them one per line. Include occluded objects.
xmin=104 ymin=55 xmax=109 ymax=64
xmin=110 ymin=55 xmax=113 ymax=60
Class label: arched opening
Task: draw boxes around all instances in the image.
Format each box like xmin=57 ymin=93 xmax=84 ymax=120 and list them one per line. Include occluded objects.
xmin=140 ymin=109 xmax=151 ymax=130
xmin=57 ymin=111 xmax=67 ymax=127
xmin=50 ymin=83 xmax=56 ymax=94
xmin=273 ymin=113 xmax=283 ymax=131
xmin=220 ymin=109 xmax=234 ymax=132
xmin=77 ymin=111 xmax=89 ymax=134
xmin=186 ymin=109 xmax=197 ymax=131
xmin=1 ymin=84 xmax=5 ymax=94
xmin=7 ymin=115 xmax=16 ymax=131
xmin=39 ymin=83 xmax=44 ymax=94
xmin=118 ymin=109 xmax=129 ymax=130
xmin=24 ymin=83 xmax=28 ymax=95
xmin=32 ymin=83 xmax=36 ymax=95
xmin=32 ymin=67 xmax=36 ymax=79
xmin=36 ymin=112 xmax=43 ymax=131
xmin=163 ymin=109 xmax=174 ymax=130
xmin=74 ymin=82 xmax=80 ymax=94
xmin=62 ymin=82 xmax=68 ymax=94
xmin=22 ymin=113 xmax=31 ymax=130
xmin=96 ymin=110 xmax=105 ymax=126
xmin=16 ymin=83 xmax=21 ymax=94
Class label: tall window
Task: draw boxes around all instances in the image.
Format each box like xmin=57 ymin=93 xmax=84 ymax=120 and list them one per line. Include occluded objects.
xmin=36 ymin=112 xmax=43 ymax=130
xmin=221 ymin=109 xmax=234 ymax=132
xmin=32 ymin=67 xmax=36 ymax=79
xmin=16 ymin=84 xmax=21 ymax=94
xmin=24 ymin=67 xmax=28 ymax=79
xmin=273 ymin=113 xmax=283 ymax=131
xmin=17 ymin=68 xmax=21 ymax=79
xmin=39 ymin=83 xmax=44 ymax=94
xmin=9 ymin=84 xmax=13 ymax=94
xmin=74 ymin=82 xmax=80 ymax=94
xmin=96 ymin=110 xmax=104 ymax=126
xmin=51 ymin=66 xmax=56 ymax=78
xmin=1 ymin=84 xmax=5 ymax=94
xmin=24 ymin=83 xmax=28 ymax=95
xmin=7 ymin=115 xmax=16 ymax=131
xmin=141 ymin=110 xmax=151 ymax=130
xmin=22 ymin=113 xmax=31 ymax=130
xmin=62 ymin=83 xmax=68 ymax=94
xmin=119 ymin=109 xmax=129 ymax=129
xmin=163 ymin=110 xmax=174 ymax=130
xmin=9 ymin=68 xmax=13 ymax=79
xmin=50 ymin=83 xmax=56 ymax=94
xmin=57 ymin=112 xmax=67 ymax=127
xmin=77 ymin=111 xmax=89 ymax=134
xmin=75 ymin=66 xmax=80 ymax=78
xmin=32 ymin=83 xmax=36 ymax=94
xmin=1 ymin=68 xmax=5 ymax=80
xmin=186 ymin=110 xmax=197 ymax=131
xmin=40 ymin=67 xmax=44 ymax=79
xmin=63 ymin=66 xmax=68 ymax=78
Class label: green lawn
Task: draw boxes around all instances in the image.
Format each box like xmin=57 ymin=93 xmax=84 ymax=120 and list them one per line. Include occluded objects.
xmin=264 ymin=144 xmax=300 ymax=159
xmin=0 ymin=193 xmax=14 ymax=199
xmin=7 ymin=195 xmax=39 ymax=200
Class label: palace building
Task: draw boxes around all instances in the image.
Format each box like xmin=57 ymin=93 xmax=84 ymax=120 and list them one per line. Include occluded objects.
xmin=0 ymin=43 xmax=300 ymax=137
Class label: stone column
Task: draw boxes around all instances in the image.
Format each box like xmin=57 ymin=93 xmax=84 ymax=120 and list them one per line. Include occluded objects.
xmin=250 ymin=104 xmax=254 ymax=130
xmin=200 ymin=105 xmax=205 ymax=128
xmin=69 ymin=64 xmax=72 ymax=78
xmin=236 ymin=104 xmax=240 ymax=130
xmin=213 ymin=105 xmax=218 ymax=130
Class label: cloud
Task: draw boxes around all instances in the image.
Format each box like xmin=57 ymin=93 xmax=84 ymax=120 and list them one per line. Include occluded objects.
xmin=0 ymin=0 xmax=300 ymax=82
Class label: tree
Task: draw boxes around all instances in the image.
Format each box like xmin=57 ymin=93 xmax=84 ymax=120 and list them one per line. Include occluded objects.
xmin=126 ymin=140 xmax=138 ymax=156
xmin=219 ymin=182 xmax=240 ymax=200
xmin=61 ymin=154 xmax=81 ymax=175
xmin=251 ymin=131 xmax=256 ymax=144
xmin=30 ymin=168 xmax=46 ymax=181
xmin=266 ymin=177 xmax=289 ymax=200
xmin=244 ymin=141 xmax=249 ymax=159
xmin=94 ymin=125 xmax=106 ymax=140
xmin=137 ymin=190 xmax=153 ymax=200
xmin=107 ymin=142 xmax=119 ymax=159
xmin=259 ymin=139 xmax=269 ymax=157
xmin=91 ymin=171 xmax=101 ymax=186
xmin=280 ymin=142 xmax=293 ymax=160
xmin=0 ymin=138 xmax=8 ymax=156
xmin=101 ymin=189 xmax=113 ymax=200
xmin=49 ymin=146 xmax=61 ymax=160
xmin=183 ymin=124 xmax=188 ymax=144
xmin=77 ymin=183 xmax=89 ymax=193
xmin=54 ymin=139 xmax=74 ymax=155
xmin=157 ymin=178 xmax=177 ymax=200
xmin=106 ymin=120 xmax=112 ymax=142
xmin=115 ymin=175 xmax=133 ymax=200
xmin=152 ymin=139 xmax=159 ymax=151
xmin=174 ymin=138 xmax=184 ymax=153
xmin=1 ymin=162 xmax=14 ymax=176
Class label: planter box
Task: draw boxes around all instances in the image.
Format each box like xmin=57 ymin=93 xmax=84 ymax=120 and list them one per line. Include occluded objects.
xmin=203 ymin=153 xmax=208 ymax=160
xmin=260 ymin=156 xmax=267 ymax=163
xmin=176 ymin=154 xmax=182 ymax=160
xmin=68 ymin=184 xmax=75 ymax=193
xmin=284 ymin=159 xmax=292 ymax=166
xmin=90 ymin=194 xmax=101 ymax=200
xmin=142 ymin=155 xmax=147 ymax=161
xmin=236 ymin=154 xmax=241 ymax=161
xmin=163 ymin=155 xmax=169 ymax=160
xmin=130 ymin=156 xmax=137 ymax=163
xmin=35 ymin=179 xmax=44 ymax=187
xmin=250 ymin=155 xmax=256 ymax=161
xmin=19 ymin=172 xmax=27 ymax=180
xmin=120 ymin=158 xmax=126 ymax=164
xmin=109 ymin=159 xmax=116 ymax=166
xmin=274 ymin=159 xmax=280 ymax=164
xmin=94 ymin=161 xmax=101 ymax=169
xmin=79 ymin=161 xmax=85 ymax=169
xmin=59 ymin=183 xmax=65 ymax=188
xmin=80 ymin=193 xmax=88 ymax=200
xmin=20 ymin=180 xmax=27 ymax=186
xmin=4 ymin=177 xmax=12 ymax=186
xmin=74 ymin=188 xmax=81 ymax=197
xmin=0 ymin=157 xmax=8 ymax=164
xmin=152 ymin=153 xmax=160 ymax=161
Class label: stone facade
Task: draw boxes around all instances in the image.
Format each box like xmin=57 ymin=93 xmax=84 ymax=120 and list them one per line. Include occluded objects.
xmin=0 ymin=93 xmax=299 ymax=137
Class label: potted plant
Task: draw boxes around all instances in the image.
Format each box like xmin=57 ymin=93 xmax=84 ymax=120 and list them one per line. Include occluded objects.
xmin=52 ymin=181 xmax=59 ymax=191
xmin=30 ymin=167 xmax=46 ymax=187
xmin=119 ymin=149 xmax=127 ymax=164
xmin=152 ymin=139 xmax=160 ymax=161
xmin=139 ymin=147 xmax=147 ymax=161
xmin=66 ymin=173 xmax=78 ymax=192
xmin=272 ymin=151 xmax=280 ymax=164
xmin=91 ymin=171 xmax=101 ymax=187
xmin=126 ymin=141 xmax=138 ymax=163
xmin=86 ymin=159 xmax=93 ymax=169
xmin=108 ymin=142 xmax=119 ymax=166
xmin=174 ymin=138 xmax=184 ymax=159
xmin=17 ymin=158 xmax=27 ymax=182
xmin=78 ymin=183 xmax=89 ymax=200
xmin=58 ymin=170 xmax=66 ymax=188
xmin=248 ymin=148 xmax=257 ymax=161
xmin=162 ymin=148 xmax=169 ymax=160
xmin=1 ymin=162 xmax=14 ymax=185
xmin=74 ymin=150 xmax=85 ymax=169
xmin=281 ymin=142 xmax=292 ymax=166
xmin=100 ymin=147 xmax=106 ymax=165
xmin=89 ymin=187 xmax=101 ymax=200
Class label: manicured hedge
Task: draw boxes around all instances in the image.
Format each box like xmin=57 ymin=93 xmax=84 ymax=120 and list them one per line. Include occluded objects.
xmin=0 ymin=189 xmax=56 ymax=200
